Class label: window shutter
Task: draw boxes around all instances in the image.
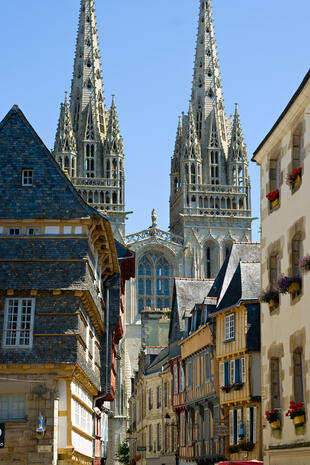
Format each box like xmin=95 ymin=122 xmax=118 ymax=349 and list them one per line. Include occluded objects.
xmin=237 ymin=408 xmax=242 ymax=440
xmin=219 ymin=362 xmax=224 ymax=386
xmin=241 ymin=357 xmax=247 ymax=383
xmin=235 ymin=359 xmax=240 ymax=383
xmin=229 ymin=409 xmax=234 ymax=445
xmin=230 ymin=360 xmax=235 ymax=384
xmin=270 ymin=358 xmax=281 ymax=409
xmin=269 ymin=159 xmax=277 ymax=191
xmin=246 ymin=407 xmax=251 ymax=442
xmin=224 ymin=362 xmax=229 ymax=386
xmin=253 ymin=406 xmax=257 ymax=444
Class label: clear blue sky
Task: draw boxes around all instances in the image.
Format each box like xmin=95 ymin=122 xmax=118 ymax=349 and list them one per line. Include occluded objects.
xmin=0 ymin=0 xmax=309 ymax=242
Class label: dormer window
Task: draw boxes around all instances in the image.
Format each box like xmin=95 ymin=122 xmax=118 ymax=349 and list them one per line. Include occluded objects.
xmin=22 ymin=169 xmax=33 ymax=186
xmin=8 ymin=227 xmax=21 ymax=236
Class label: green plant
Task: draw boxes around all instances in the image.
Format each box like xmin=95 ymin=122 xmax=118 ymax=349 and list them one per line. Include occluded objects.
xmin=116 ymin=440 xmax=130 ymax=465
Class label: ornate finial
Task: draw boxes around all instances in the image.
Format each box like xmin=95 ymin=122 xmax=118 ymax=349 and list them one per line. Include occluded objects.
xmin=152 ymin=209 xmax=157 ymax=228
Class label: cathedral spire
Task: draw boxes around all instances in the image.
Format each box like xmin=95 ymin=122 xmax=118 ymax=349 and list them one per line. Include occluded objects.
xmin=191 ymin=0 xmax=228 ymax=151
xmin=228 ymin=103 xmax=249 ymax=186
xmin=53 ymin=92 xmax=77 ymax=177
xmin=104 ymin=95 xmax=124 ymax=156
xmin=70 ymin=0 xmax=106 ymax=140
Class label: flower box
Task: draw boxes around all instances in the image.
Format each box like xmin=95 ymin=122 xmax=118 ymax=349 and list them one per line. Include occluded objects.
xmin=221 ymin=385 xmax=231 ymax=393
xmin=266 ymin=189 xmax=279 ymax=208
xmin=286 ymin=167 xmax=302 ymax=189
xmin=278 ymin=275 xmax=301 ymax=295
xmin=240 ymin=441 xmax=255 ymax=451
xmin=232 ymin=382 xmax=244 ymax=391
xmin=300 ymin=255 xmax=310 ymax=273
xmin=270 ymin=420 xmax=281 ymax=429
xmin=286 ymin=401 xmax=305 ymax=426
xmin=293 ymin=415 xmax=305 ymax=426
xmin=261 ymin=288 xmax=279 ymax=309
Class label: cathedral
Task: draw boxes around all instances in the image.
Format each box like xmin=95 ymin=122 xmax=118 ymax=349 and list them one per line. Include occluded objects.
xmin=53 ymin=0 xmax=252 ymax=461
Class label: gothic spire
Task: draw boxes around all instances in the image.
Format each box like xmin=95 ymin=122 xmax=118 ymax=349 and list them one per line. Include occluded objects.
xmin=191 ymin=0 xmax=228 ymax=152
xmin=70 ymin=0 xmax=106 ymax=140
xmin=104 ymin=95 xmax=124 ymax=156
xmin=53 ymin=93 xmax=77 ymax=177
xmin=228 ymin=104 xmax=247 ymax=162
xmin=183 ymin=103 xmax=201 ymax=160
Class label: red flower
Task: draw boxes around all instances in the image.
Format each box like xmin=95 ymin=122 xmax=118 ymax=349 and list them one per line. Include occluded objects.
xmin=266 ymin=189 xmax=279 ymax=201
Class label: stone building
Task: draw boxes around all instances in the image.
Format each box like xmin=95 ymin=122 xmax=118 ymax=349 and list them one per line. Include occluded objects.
xmin=0 ymin=105 xmax=133 ymax=465
xmin=52 ymin=0 xmax=253 ymax=454
xmin=253 ymin=69 xmax=310 ymax=465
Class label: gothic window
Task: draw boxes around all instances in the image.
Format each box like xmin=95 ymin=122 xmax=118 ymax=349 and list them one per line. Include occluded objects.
xmin=112 ymin=192 xmax=117 ymax=204
xmin=137 ymin=254 xmax=172 ymax=312
xmin=210 ymin=151 xmax=219 ymax=185
xmin=106 ymin=160 xmax=110 ymax=178
xmin=205 ymin=241 xmax=219 ymax=278
xmin=100 ymin=192 xmax=104 ymax=203
xmin=71 ymin=158 xmax=76 ymax=177
xmin=64 ymin=157 xmax=69 ymax=170
xmin=112 ymin=159 xmax=117 ymax=178
xmin=106 ymin=192 xmax=110 ymax=204
xmin=191 ymin=164 xmax=196 ymax=184
xmin=210 ymin=120 xmax=219 ymax=147
xmin=85 ymin=143 xmax=95 ymax=178
xmin=223 ymin=241 xmax=233 ymax=258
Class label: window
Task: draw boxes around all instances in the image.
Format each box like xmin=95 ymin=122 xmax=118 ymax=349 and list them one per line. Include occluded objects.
xmin=205 ymin=353 xmax=211 ymax=382
xmin=137 ymin=253 xmax=171 ymax=312
xmin=26 ymin=227 xmax=41 ymax=236
xmin=173 ymin=364 xmax=178 ymax=394
xmin=149 ymin=424 xmax=153 ymax=451
xmin=180 ymin=365 xmax=185 ymax=392
xmin=165 ymin=424 xmax=169 ymax=452
xmin=3 ymin=298 xmax=35 ymax=348
xmin=164 ymin=382 xmax=168 ymax=407
xmin=156 ymin=386 xmax=162 ymax=409
xmin=229 ymin=408 xmax=243 ymax=445
xmin=204 ymin=408 xmax=210 ymax=440
xmin=72 ymin=398 xmax=92 ymax=435
xmin=148 ymin=389 xmax=153 ymax=410
xmin=269 ymin=157 xmax=280 ymax=193
xmin=293 ymin=349 xmax=304 ymax=405
xmin=187 ymin=361 xmax=193 ymax=388
xmin=187 ymin=413 xmax=192 ymax=445
xmin=210 ymin=151 xmax=219 ymax=184
xmin=292 ymin=235 xmax=302 ymax=277
xmin=292 ymin=131 xmax=303 ymax=170
xmin=219 ymin=358 xmax=246 ymax=386
xmin=0 ymin=394 xmax=25 ymax=421
xmin=205 ymin=241 xmax=219 ymax=278
xmin=246 ymin=406 xmax=257 ymax=444
xmin=7 ymin=227 xmax=21 ymax=236
xmin=270 ymin=358 xmax=281 ymax=410
xmin=22 ymin=169 xmax=33 ymax=186
xmin=224 ymin=313 xmax=235 ymax=341
xmin=157 ymin=423 xmax=162 ymax=451
xmin=269 ymin=253 xmax=280 ymax=285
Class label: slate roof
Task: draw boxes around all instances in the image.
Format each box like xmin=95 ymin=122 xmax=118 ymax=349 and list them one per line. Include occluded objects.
xmin=0 ymin=105 xmax=108 ymax=221
xmin=145 ymin=347 xmax=169 ymax=375
xmin=174 ymin=278 xmax=215 ymax=331
xmin=207 ymin=242 xmax=260 ymax=314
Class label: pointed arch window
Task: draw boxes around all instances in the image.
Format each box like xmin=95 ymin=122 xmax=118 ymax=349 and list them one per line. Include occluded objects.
xmin=210 ymin=151 xmax=219 ymax=185
xmin=205 ymin=241 xmax=219 ymax=278
xmin=137 ymin=254 xmax=172 ymax=313
xmin=85 ymin=143 xmax=95 ymax=178
xmin=210 ymin=121 xmax=219 ymax=147
xmin=191 ymin=164 xmax=196 ymax=184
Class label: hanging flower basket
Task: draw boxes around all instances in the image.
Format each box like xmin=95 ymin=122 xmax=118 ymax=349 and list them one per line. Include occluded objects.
xmin=232 ymin=382 xmax=244 ymax=391
xmin=285 ymin=401 xmax=305 ymax=426
xmin=300 ymin=255 xmax=310 ymax=273
xmin=260 ymin=288 xmax=279 ymax=309
xmin=277 ymin=275 xmax=301 ymax=294
xmin=266 ymin=189 xmax=279 ymax=208
xmin=265 ymin=410 xmax=281 ymax=429
xmin=228 ymin=444 xmax=240 ymax=453
xmin=221 ymin=385 xmax=231 ymax=393
xmin=286 ymin=167 xmax=302 ymax=188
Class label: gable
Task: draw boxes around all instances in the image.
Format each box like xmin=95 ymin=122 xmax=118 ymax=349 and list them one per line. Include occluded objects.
xmin=0 ymin=106 xmax=96 ymax=220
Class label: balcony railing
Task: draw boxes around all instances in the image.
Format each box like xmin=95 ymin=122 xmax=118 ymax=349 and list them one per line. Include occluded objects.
xmin=126 ymin=226 xmax=183 ymax=245
xmin=188 ymin=183 xmax=248 ymax=194
xmin=183 ymin=207 xmax=251 ymax=217
xmin=72 ymin=177 xmax=121 ymax=188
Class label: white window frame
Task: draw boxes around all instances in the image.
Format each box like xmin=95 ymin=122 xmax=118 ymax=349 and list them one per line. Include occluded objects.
xmin=71 ymin=398 xmax=92 ymax=435
xmin=7 ymin=227 xmax=21 ymax=236
xmin=22 ymin=169 xmax=33 ymax=186
xmin=224 ymin=313 xmax=235 ymax=341
xmin=3 ymin=298 xmax=35 ymax=348
xmin=180 ymin=365 xmax=185 ymax=392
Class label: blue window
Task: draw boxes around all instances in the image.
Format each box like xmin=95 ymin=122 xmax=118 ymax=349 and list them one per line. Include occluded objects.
xmin=224 ymin=361 xmax=229 ymax=385
xmin=235 ymin=359 xmax=241 ymax=383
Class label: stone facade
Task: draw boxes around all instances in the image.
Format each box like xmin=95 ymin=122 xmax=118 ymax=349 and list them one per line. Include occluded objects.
xmin=0 ymin=105 xmax=126 ymax=465
xmin=253 ymin=70 xmax=310 ymax=465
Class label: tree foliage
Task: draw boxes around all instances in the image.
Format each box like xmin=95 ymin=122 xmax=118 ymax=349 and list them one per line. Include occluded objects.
xmin=116 ymin=439 xmax=130 ymax=465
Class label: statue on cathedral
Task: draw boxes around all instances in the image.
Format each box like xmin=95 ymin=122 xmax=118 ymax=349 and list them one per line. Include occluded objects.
xmin=151 ymin=209 xmax=157 ymax=229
